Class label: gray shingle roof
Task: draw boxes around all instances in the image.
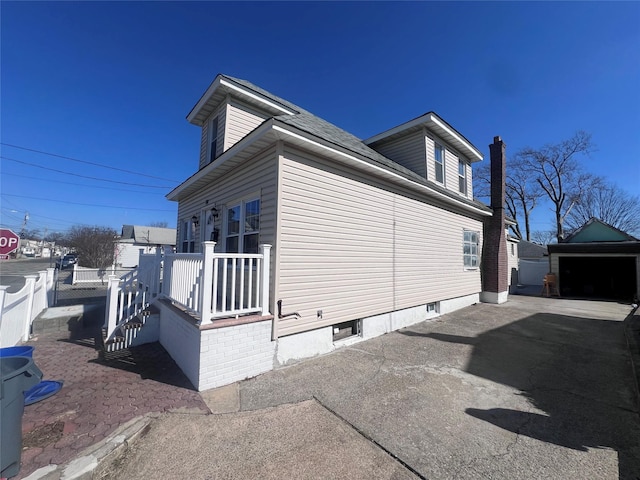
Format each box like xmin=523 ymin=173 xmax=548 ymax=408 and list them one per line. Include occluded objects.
xmin=221 ymin=75 xmax=491 ymax=214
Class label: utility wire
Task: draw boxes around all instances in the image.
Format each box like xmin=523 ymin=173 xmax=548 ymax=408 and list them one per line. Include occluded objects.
xmin=1 ymin=156 xmax=172 ymax=189
xmin=2 ymin=172 xmax=165 ymax=195
xmin=2 ymin=193 xmax=175 ymax=212
xmin=1 ymin=142 xmax=179 ymax=183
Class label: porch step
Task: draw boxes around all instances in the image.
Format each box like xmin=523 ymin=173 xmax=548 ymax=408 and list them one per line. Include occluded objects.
xmin=102 ymin=315 xmax=148 ymax=353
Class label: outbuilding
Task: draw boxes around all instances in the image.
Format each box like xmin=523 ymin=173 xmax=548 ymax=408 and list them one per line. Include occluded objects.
xmin=548 ymin=218 xmax=639 ymax=301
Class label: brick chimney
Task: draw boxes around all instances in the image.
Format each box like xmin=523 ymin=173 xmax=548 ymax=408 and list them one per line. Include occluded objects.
xmin=481 ymin=136 xmax=508 ymax=304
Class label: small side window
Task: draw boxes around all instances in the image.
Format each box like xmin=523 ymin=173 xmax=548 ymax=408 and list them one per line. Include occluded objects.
xmin=463 ymin=230 xmax=479 ymax=269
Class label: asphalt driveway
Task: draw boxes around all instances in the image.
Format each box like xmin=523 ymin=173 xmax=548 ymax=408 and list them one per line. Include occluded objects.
xmin=111 ymin=295 xmax=640 ymax=479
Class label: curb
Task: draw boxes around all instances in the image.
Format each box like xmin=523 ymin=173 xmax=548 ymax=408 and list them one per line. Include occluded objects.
xmin=22 ymin=415 xmax=154 ymax=480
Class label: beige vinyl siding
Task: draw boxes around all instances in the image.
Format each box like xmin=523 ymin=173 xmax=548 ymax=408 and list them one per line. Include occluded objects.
xmin=216 ymin=106 xmax=226 ymax=158
xmin=276 ymin=147 xmax=484 ymax=337
xmin=371 ymin=131 xmax=426 ymax=177
xmin=198 ymin=121 xmax=209 ymax=170
xmin=444 ymin=149 xmax=459 ymax=194
xmin=224 ymin=101 xmax=269 ymax=151
xmin=177 ymin=146 xmax=278 ymax=258
xmin=425 ymin=135 xmax=436 ymax=183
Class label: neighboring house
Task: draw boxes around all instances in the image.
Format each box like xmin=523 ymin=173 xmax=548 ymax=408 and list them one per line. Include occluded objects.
xmin=516 ymin=240 xmax=549 ymax=287
xmin=518 ymin=240 xmax=548 ymax=260
xmin=114 ymin=225 xmax=176 ymax=268
xmin=104 ymin=75 xmax=514 ymax=391
xmin=548 ymin=217 xmax=640 ymax=300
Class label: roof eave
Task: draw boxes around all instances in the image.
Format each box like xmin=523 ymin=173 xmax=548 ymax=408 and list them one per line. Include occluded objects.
xmin=186 ymin=75 xmax=297 ymax=126
xmin=364 ymin=112 xmax=483 ymax=162
xmin=167 ymin=119 xmax=277 ymax=201
xmin=272 ymin=121 xmax=491 ymax=217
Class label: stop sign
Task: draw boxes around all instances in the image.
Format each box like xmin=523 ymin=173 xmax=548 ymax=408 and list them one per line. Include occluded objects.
xmin=0 ymin=229 xmax=20 ymax=256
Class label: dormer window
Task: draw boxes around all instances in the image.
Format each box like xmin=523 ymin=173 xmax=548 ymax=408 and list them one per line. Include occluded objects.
xmin=209 ymin=116 xmax=219 ymax=163
xmin=458 ymin=160 xmax=467 ymax=195
xmin=435 ymin=143 xmax=445 ymax=184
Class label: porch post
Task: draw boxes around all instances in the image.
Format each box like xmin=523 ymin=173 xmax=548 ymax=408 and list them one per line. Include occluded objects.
xmin=260 ymin=244 xmax=272 ymax=316
xmin=199 ymin=241 xmax=216 ymax=325
xmin=72 ymin=263 xmax=78 ymax=285
xmin=153 ymin=247 xmax=163 ymax=297
xmin=104 ymin=275 xmax=120 ymax=336
xmin=23 ymin=275 xmax=38 ymax=342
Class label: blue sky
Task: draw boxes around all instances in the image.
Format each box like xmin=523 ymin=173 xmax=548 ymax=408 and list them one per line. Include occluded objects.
xmin=2 ymin=1 xmax=639 ymax=238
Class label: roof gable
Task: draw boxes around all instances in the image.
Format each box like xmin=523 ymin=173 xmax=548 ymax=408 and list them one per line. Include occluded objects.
xmin=564 ymin=218 xmax=638 ymax=243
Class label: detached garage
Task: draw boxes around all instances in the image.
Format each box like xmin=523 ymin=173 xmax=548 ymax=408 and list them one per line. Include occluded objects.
xmin=548 ymin=218 xmax=640 ymax=302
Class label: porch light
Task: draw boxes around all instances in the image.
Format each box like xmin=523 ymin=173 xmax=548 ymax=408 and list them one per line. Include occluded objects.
xmin=191 ymin=215 xmax=199 ymax=227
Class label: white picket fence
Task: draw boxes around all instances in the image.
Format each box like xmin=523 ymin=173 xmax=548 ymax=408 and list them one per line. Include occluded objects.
xmin=0 ymin=269 xmax=56 ymax=347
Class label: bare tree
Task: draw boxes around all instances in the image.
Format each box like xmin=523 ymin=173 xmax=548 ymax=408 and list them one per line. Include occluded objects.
xmin=518 ymin=131 xmax=595 ymax=242
xmin=530 ymin=230 xmax=557 ymax=245
xmin=149 ymin=221 xmax=169 ymax=228
xmin=473 ymin=156 xmax=543 ymax=241
xmin=565 ymin=178 xmax=640 ymax=235
xmin=66 ymin=226 xmax=117 ymax=268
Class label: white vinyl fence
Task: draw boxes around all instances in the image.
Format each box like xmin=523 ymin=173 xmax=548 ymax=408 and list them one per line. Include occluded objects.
xmin=0 ymin=268 xmax=55 ymax=347
xmin=72 ymin=265 xmax=135 ymax=285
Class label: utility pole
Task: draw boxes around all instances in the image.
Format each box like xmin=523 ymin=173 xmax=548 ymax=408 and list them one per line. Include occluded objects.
xmin=20 ymin=212 xmax=29 ymax=237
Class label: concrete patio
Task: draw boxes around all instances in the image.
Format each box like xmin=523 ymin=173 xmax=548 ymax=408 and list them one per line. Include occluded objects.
xmin=17 ymin=294 xmax=640 ymax=479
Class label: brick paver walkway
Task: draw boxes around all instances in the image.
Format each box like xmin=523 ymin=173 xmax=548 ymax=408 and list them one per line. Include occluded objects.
xmin=16 ymin=306 xmax=209 ymax=479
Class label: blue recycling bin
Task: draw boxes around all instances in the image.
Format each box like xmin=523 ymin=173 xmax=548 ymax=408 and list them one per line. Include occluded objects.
xmin=0 ymin=346 xmax=34 ymax=358
xmin=1 ymin=356 xmax=42 ymax=478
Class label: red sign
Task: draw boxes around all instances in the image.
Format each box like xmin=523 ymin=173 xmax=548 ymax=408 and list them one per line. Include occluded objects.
xmin=0 ymin=229 xmax=20 ymax=256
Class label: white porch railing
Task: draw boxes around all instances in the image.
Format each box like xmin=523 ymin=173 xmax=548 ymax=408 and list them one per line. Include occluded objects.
xmin=0 ymin=269 xmax=55 ymax=347
xmin=103 ymin=251 xmax=163 ymax=344
xmin=103 ymin=242 xmax=272 ymax=342
xmin=163 ymin=242 xmax=271 ymax=324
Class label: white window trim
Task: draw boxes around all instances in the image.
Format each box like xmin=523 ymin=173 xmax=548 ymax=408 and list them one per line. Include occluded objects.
xmin=463 ymin=229 xmax=480 ymax=270
xmin=223 ymin=194 xmax=260 ymax=253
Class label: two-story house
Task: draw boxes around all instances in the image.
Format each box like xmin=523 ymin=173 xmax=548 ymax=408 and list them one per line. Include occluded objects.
xmin=134 ymin=74 xmax=511 ymax=390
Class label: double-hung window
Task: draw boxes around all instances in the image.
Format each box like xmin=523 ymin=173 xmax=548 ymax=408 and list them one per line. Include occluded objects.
xmin=463 ymin=230 xmax=479 ymax=269
xmin=181 ymin=219 xmax=196 ymax=253
xmin=458 ymin=160 xmax=467 ymax=195
xmin=434 ymin=144 xmax=445 ymax=184
xmin=208 ymin=116 xmax=219 ymax=163
xmin=225 ymin=198 xmax=260 ymax=253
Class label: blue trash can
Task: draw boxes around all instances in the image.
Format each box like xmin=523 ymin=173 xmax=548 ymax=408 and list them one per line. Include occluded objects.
xmin=0 ymin=356 xmax=42 ymax=478
xmin=0 ymin=346 xmax=34 ymax=358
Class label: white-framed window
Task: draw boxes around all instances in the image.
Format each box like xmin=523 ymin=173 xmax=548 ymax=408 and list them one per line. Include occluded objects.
xmin=435 ymin=143 xmax=445 ymax=184
xmin=208 ymin=116 xmax=219 ymax=163
xmin=458 ymin=159 xmax=467 ymax=195
xmin=181 ymin=219 xmax=196 ymax=253
xmin=463 ymin=230 xmax=479 ymax=269
xmin=225 ymin=198 xmax=260 ymax=253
